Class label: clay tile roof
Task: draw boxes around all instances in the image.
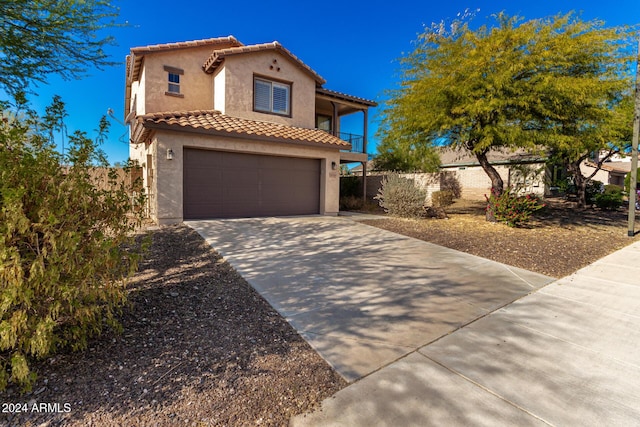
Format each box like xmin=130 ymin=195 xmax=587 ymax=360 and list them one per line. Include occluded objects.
xmin=137 ymin=110 xmax=350 ymax=148
xmin=130 ymin=36 xmax=243 ymax=55
xmin=203 ymin=42 xmax=325 ymax=85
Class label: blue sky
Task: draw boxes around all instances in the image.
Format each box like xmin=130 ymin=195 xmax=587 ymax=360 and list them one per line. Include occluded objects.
xmin=16 ymin=0 xmax=640 ymax=165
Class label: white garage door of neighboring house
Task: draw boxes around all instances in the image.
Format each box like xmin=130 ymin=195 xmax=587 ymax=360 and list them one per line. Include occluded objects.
xmin=183 ymin=148 xmax=321 ymax=219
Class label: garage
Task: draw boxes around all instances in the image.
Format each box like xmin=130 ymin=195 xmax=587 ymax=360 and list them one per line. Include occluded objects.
xmin=183 ymin=148 xmax=321 ymax=219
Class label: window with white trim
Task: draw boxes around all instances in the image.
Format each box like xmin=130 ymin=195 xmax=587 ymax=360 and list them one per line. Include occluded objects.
xmin=164 ymin=65 xmax=184 ymax=97
xmin=168 ymin=72 xmax=180 ymax=93
xmin=254 ymin=77 xmax=291 ymax=115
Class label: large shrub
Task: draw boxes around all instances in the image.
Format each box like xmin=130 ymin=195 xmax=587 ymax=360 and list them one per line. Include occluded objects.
xmin=0 ymin=99 xmax=146 ymax=391
xmin=585 ymin=180 xmax=604 ymax=206
xmin=485 ymin=188 xmax=546 ymax=227
xmin=339 ymin=176 xmax=363 ymax=211
xmin=594 ymin=184 xmax=624 ymax=210
xmin=374 ymin=173 xmax=426 ymax=218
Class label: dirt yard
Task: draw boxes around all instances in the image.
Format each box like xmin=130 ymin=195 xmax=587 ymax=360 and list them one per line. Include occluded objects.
xmin=361 ymin=198 xmax=639 ymax=278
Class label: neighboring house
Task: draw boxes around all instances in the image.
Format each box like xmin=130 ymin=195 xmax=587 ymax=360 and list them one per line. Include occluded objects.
xmin=355 ymin=149 xmax=548 ymax=202
xmin=436 ymin=148 xmax=548 ymax=200
xmin=125 ymin=36 xmax=376 ymax=224
xmin=581 ymin=151 xmax=632 ymax=188
xmin=582 ymin=161 xmax=631 ymax=188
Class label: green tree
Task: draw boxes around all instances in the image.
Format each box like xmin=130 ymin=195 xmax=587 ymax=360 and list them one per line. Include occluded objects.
xmin=374 ymin=138 xmax=440 ymax=172
xmin=378 ymin=13 xmax=550 ymax=202
xmin=0 ymin=0 xmax=121 ymax=95
xmin=548 ymin=93 xmax=635 ymax=208
xmin=377 ymin=11 xmax=636 ymax=217
xmin=43 ymin=95 xmax=68 ymax=156
xmin=0 ymin=99 xmax=145 ymax=392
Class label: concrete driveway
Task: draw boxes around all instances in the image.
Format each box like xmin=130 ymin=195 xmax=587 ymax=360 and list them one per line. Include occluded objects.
xmin=187 ymin=215 xmax=553 ymax=381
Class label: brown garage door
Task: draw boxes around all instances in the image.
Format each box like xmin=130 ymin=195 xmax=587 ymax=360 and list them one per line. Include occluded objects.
xmin=183 ymin=149 xmax=321 ymax=219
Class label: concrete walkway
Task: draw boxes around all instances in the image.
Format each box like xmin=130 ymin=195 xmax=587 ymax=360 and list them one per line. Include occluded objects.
xmin=188 ymin=217 xmax=640 ymax=426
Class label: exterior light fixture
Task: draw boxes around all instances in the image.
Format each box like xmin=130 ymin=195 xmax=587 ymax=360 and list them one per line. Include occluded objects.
xmin=166 ymin=148 xmax=174 ymax=160
xmin=331 ymin=161 xmax=337 ymax=170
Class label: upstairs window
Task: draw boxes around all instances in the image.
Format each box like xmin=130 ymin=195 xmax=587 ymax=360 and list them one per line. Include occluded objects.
xmin=316 ymin=115 xmax=332 ymax=133
xmin=164 ymin=65 xmax=184 ymax=97
xmin=254 ymin=77 xmax=291 ymax=116
xmin=168 ymin=72 xmax=180 ymax=93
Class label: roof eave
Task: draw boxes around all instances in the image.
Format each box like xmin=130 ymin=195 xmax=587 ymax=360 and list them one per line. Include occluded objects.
xmin=140 ymin=121 xmax=348 ymax=150
xmin=315 ymin=87 xmax=377 ymax=107
xmin=203 ymin=42 xmax=326 ymax=85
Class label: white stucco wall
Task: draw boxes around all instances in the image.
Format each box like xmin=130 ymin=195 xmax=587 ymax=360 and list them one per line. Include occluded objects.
xmin=213 ymin=67 xmax=225 ymax=113
xmin=581 ymin=163 xmax=613 ymax=185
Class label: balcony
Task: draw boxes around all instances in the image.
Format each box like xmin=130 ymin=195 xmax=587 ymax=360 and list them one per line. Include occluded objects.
xmin=319 ymin=129 xmax=367 ymax=163
xmin=338 ymin=132 xmax=364 ymax=153
xmin=315 ymin=87 xmax=376 ymax=164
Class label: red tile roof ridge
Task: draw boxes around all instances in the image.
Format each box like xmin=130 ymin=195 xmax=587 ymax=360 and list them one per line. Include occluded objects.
xmin=130 ymin=36 xmax=242 ymax=54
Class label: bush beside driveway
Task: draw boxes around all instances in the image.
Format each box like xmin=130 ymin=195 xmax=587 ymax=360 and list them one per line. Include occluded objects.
xmin=0 ymin=226 xmax=345 ymax=426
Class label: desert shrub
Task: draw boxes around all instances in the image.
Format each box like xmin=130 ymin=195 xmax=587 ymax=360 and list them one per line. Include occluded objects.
xmin=485 ymin=188 xmax=546 ymax=227
xmin=374 ymin=173 xmax=426 ymax=218
xmin=439 ymin=172 xmax=462 ymax=198
xmin=594 ymin=184 xmax=624 ymax=210
xmin=426 ymin=190 xmax=456 ymax=219
xmin=431 ymin=190 xmax=455 ymax=209
xmin=0 ymin=99 xmax=146 ymax=392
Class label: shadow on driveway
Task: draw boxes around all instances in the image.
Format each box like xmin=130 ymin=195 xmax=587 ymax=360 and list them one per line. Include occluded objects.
xmin=188 ymin=216 xmax=554 ymax=381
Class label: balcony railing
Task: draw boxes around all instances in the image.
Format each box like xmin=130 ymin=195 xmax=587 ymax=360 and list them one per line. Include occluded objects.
xmin=319 ymin=129 xmax=365 ymax=153
xmin=338 ymin=132 xmax=364 ymax=153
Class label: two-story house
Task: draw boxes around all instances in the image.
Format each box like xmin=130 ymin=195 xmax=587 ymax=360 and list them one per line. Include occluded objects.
xmin=125 ymin=36 xmax=376 ymax=224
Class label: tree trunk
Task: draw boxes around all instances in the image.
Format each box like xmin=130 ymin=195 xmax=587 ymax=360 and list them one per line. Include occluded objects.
xmin=476 ymin=150 xmax=504 ymax=222
xmin=567 ymin=161 xmax=588 ymax=208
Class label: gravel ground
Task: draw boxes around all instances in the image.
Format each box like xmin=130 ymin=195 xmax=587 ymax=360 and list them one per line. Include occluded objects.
xmin=0 ymin=226 xmax=346 ymax=427
xmin=361 ymin=198 xmax=638 ymax=278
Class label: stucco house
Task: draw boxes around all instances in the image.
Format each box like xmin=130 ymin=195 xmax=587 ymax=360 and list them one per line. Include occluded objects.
xmin=125 ymin=36 xmax=376 ymax=224
xmin=581 ymin=151 xmax=633 ymax=189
